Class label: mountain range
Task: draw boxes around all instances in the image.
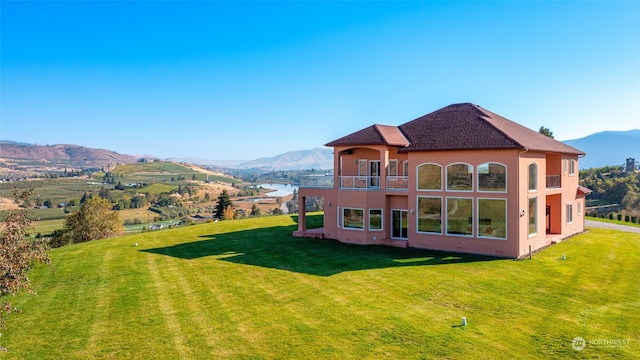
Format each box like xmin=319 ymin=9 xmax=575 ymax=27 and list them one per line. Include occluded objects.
xmin=0 ymin=141 xmax=138 ymax=168
xmin=2 ymin=129 xmax=638 ymax=171
xmin=563 ymin=129 xmax=640 ymax=169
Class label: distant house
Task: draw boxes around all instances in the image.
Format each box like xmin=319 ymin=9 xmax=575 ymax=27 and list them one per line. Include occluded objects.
xmin=294 ymin=103 xmax=590 ymax=259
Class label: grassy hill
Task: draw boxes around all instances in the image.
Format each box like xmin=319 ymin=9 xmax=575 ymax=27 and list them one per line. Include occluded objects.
xmin=2 ymin=215 xmax=638 ymax=359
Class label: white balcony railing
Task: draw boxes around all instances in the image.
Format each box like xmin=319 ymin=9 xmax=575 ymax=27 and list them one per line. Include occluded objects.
xmin=386 ymin=176 xmax=409 ymax=190
xmin=339 ymin=176 xmax=380 ymax=189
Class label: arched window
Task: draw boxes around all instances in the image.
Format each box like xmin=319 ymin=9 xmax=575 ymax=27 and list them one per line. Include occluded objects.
xmin=478 ymin=162 xmax=506 ymax=192
xmin=528 ymin=163 xmax=537 ymax=191
xmin=447 ymin=163 xmax=473 ymax=191
xmin=417 ymin=163 xmax=442 ymax=190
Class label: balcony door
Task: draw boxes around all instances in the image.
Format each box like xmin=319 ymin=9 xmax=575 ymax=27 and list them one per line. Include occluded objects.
xmin=369 ymin=160 xmax=380 ymax=188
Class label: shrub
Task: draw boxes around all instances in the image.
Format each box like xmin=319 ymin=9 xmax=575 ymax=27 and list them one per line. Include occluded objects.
xmin=633 ymin=217 xmax=638 ymax=224
xmin=625 ymin=215 xmax=630 ymax=222
xmin=617 ymin=214 xmax=623 ymax=221
xmin=608 ymin=213 xmax=614 ymax=220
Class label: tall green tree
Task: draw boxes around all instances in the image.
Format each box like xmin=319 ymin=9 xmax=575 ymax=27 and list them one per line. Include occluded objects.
xmin=0 ymin=189 xmax=50 ymax=351
xmin=62 ymin=197 xmax=123 ymax=244
xmin=215 ymin=190 xmax=233 ymax=219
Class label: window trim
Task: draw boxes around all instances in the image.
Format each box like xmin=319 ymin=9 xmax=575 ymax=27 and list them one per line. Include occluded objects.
xmin=446 ymin=163 xmax=474 ymax=192
xmin=388 ymin=160 xmax=398 ymax=177
xmin=569 ymin=159 xmax=576 ymax=176
xmin=477 ymin=162 xmax=507 ymax=193
xmin=369 ymin=208 xmax=383 ymax=231
xmin=528 ymin=163 xmax=538 ymax=192
xmin=476 ymin=198 xmax=507 ymax=240
xmin=416 ymin=162 xmax=442 ymax=191
xmin=416 ymin=196 xmax=443 ymax=234
xmin=358 ymin=159 xmax=367 ymax=179
xmin=445 ymin=196 xmax=474 ymax=237
xmin=342 ymin=207 xmax=365 ymax=230
xmin=528 ymin=196 xmax=538 ymax=237
xmin=566 ymin=203 xmax=573 ymax=224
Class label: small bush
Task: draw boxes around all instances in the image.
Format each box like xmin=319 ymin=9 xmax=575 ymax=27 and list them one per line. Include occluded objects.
xmin=617 ymin=214 xmax=623 ymax=221
xmin=625 ymin=215 xmax=630 ymax=222
xmin=633 ymin=217 xmax=638 ymax=224
xmin=608 ymin=213 xmax=614 ymax=220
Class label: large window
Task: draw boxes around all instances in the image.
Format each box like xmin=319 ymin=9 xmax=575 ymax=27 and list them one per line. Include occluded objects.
xmin=417 ymin=197 xmax=442 ymax=233
xmin=446 ymin=198 xmax=473 ymax=236
xmin=343 ymin=208 xmax=364 ymax=229
xmin=478 ymin=163 xmax=506 ymax=192
xmin=447 ymin=163 xmax=473 ymax=191
xmin=528 ymin=197 xmax=537 ymax=235
xmin=369 ymin=209 xmax=383 ymax=230
xmin=528 ymin=163 xmax=537 ymax=191
xmin=417 ymin=163 xmax=442 ymax=190
xmin=477 ymin=199 xmax=507 ymax=239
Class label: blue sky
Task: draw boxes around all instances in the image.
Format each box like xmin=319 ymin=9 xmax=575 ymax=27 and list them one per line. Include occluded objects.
xmin=1 ymin=1 xmax=639 ymax=160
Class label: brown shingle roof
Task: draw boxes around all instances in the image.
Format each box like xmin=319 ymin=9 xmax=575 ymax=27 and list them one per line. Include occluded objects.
xmin=326 ymin=103 xmax=585 ymax=156
xmin=325 ymin=124 xmax=409 ymax=147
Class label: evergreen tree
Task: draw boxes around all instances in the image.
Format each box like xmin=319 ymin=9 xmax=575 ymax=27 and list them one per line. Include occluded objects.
xmin=98 ymin=186 xmax=110 ymax=199
xmin=215 ymin=190 xmax=233 ymax=219
xmin=539 ymin=126 xmax=554 ymax=138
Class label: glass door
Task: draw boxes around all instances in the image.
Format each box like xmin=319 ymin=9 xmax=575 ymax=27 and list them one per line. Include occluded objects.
xmin=369 ymin=161 xmax=380 ymax=188
xmin=392 ymin=209 xmax=408 ymax=239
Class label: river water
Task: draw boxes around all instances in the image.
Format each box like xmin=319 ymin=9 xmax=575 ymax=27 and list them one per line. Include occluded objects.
xmin=259 ymin=183 xmax=299 ymax=197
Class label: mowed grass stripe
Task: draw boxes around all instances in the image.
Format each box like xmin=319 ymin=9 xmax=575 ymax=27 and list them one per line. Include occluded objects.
xmin=145 ymin=251 xmax=188 ymax=358
xmin=2 ymin=216 xmax=639 ymax=359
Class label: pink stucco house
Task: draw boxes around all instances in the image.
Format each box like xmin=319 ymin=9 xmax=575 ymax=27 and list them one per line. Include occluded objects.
xmin=293 ymin=103 xmax=591 ymax=259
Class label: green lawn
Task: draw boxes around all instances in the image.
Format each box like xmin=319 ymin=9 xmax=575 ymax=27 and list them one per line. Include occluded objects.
xmin=2 ymin=215 xmax=638 ymax=359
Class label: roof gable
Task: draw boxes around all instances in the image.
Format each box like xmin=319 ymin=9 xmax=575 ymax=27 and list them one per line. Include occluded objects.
xmin=325 ymin=103 xmax=585 ymax=156
xmin=325 ymin=124 xmax=409 ymax=147
xmin=398 ymin=103 xmax=521 ymax=152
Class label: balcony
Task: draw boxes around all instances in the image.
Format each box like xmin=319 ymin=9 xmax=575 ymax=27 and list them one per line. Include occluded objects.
xmin=339 ymin=176 xmax=380 ymax=189
xmin=298 ymin=174 xmax=334 ymax=188
xmin=386 ymin=176 xmax=409 ymax=190
xmin=546 ymin=175 xmax=561 ymax=189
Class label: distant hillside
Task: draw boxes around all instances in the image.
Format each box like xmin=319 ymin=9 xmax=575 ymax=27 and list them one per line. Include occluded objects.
xmin=563 ymin=130 xmax=640 ymax=169
xmin=235 ymin=148 xmax=333 ymax=170
xmin=0 ymin=142 xmax=138 ymax=168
